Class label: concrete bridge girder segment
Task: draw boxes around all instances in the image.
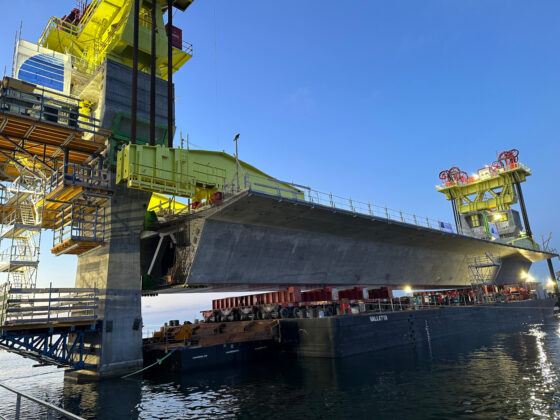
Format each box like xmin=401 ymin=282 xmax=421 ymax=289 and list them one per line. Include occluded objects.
xmin=157 ymin=192 xmax=555 ymax=292
xmin=66 ymin=179 xmax=150 ymax=381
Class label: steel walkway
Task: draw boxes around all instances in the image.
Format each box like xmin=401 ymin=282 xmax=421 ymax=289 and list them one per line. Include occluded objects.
xmin=0 ymin=284 xmax=100 ymax=369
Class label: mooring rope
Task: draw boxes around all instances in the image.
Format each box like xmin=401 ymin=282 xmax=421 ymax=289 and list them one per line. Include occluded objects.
xmin=121 ymin=345 xmax=188 ymax=379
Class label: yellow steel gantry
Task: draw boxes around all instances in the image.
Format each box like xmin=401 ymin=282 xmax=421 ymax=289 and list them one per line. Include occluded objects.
xmin=436 ymin=149 xmax=531 ymax=214
xmin=437 ymin=163 xmax=531 ymax=214
xmin=38 ymin=0 xmax=192 ymax=81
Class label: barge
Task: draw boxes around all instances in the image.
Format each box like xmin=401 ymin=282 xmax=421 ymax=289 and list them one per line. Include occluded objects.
xmin=143 ymin=287 xmax=557 ymax=373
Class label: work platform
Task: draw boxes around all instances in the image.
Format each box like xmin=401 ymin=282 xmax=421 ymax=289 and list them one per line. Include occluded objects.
xmin=0 ymin=284 xmax=100 ymax=369
xmin=0 ymin=77 xmax=108 ymax=179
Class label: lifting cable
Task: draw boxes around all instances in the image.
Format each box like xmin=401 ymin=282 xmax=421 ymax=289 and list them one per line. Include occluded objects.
xmin=121 ymin=345 xmax=189 ymax=379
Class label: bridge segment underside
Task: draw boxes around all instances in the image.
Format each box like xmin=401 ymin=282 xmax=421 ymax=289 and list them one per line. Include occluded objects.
xmin=156 ymin=191 xmax=555 ymax=292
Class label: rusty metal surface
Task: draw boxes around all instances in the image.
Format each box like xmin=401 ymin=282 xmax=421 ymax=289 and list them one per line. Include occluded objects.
xmin=144 ymin=320 xmax=280 ymax=351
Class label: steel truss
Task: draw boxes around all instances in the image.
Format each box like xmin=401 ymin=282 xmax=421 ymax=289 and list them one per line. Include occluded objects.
xmin=0 ymin=324 xmax=98 ymax=369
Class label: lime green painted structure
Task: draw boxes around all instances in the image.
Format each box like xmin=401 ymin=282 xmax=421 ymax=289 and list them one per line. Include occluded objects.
xmin=116 ymin=144 xmax=303 ymax=202
xmin=39 ymin=0 xmax=191 ymax=80
xmin=107 ymin=112 xmax=169 ymax=165
xmin=436 ymin=164 xmax=531 ymax=214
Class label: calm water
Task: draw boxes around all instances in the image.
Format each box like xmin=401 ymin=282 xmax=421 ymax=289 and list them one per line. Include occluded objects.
xmin=1 ymin=321 xmax=560 ymax=419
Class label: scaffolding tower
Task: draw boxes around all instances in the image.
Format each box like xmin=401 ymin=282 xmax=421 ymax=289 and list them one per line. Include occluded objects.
xmin=468 ymin=253 xmax=502 ymax=302
xmin=0 ymin=171 xmax=45 ymax=288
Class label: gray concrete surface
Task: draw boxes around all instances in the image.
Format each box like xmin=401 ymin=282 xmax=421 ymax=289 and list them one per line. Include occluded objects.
xmin=65 ymin=178 xmax=150 ymax=381
xmin=166 ymin=191 xmax=556 ymax=291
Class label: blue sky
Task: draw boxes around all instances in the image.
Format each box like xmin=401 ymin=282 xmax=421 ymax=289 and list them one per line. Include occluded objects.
xmin=1 ymin=1 xmax=559 ymax=324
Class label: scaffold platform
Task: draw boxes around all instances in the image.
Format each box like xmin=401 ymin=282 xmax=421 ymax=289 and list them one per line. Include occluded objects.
xmin=0 ymin=284 xmax=100 ymax=369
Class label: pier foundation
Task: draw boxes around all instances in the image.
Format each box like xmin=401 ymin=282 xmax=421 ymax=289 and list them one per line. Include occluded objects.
xmin=65 ymin=181 xmax=150 ymax=382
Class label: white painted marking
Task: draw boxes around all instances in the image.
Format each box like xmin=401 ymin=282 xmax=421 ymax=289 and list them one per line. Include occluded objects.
xmin=192 ymin=354 xmax=208 ymax=360
xmin=225 ymin=349 xmax=240 ymax=354
xmin=369 ymin=315 xmax=388 ymax=322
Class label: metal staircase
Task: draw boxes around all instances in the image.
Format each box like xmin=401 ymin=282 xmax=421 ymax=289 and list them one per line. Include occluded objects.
xmin=0 ymin=173 xmax=45 ymax=288
xmin=468 ymin=253 xmax=502 ymax=302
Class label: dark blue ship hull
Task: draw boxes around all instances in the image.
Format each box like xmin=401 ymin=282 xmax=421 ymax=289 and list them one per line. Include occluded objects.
xmin=280 ymin=298 xmax=557 ymax=358
xmin=144 ymin=298 xmax=556 ymax=373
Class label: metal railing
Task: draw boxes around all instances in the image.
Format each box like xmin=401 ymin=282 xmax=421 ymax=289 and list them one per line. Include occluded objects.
xmin=0 ymin=282 xmax=8 ymax=327
xmin=0 ymin=238 xmax=40 ymax=264
xmin=1 ymin=285 xmax=99 ymax=326
xmin=126 ymin=160 xmax=226 ymax=196
xmin=179 ymin=40 xmax=194 ymax=56
xmin=48 ymin=163 xmax=111 ymax=194
xmin=315 ymin=291 xmax=527 ymax=317
xmin=139 ymin=169 xmax=456 ymax=233
xmin=0 ymin=78 xmax=104 ymax=137
xmin=68 ymin=53 xmax=101 ymax=76
xmin=1 ymin=206 xmax=40 ymax=228
xmin=38 ymin=0 xmax=101 ymax=46
xmin=79 ymin=0 xmax=102 ymax=30
xmin=148 ymin=196 xmax=187 ymax=215
xmin=52 ymin=203 xmax=105 ymax=247
xmin=0 ymin=383 xmax=84 ymax=420
xmin=39 ymin=17 xmax=80 ymax=41
xmin=240 ymin=173 xmax=456 ymax=233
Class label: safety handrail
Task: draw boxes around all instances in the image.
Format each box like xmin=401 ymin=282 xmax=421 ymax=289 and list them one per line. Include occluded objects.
xmin=239 ymin=173 xmax=455 ymax=233
xmin=180 ymin=41 xmax=194 ymax=55
xmin=38 ymin=0 xmax=101 ymax=46
xmin=0 ymin=383 xmax=84 ymax=420
xmin=52 ymin=203 xmax=105 ymax=246
xmin=79 ymin=0 xmax=101 ymax=30
xmin=0 ymin=78 xmax=105 ymax=137
xmin=0 ymin=282 xmax=9 ymax=327
xmin=127 ymin=161 xmax=226 ymax=186
xmin=47 ymin=163 xmax=111 ymax=193
xmin=1 ymin=285 xmax=99 ymax=326
xmin=38 ymin=17 xmax=80 ymax=45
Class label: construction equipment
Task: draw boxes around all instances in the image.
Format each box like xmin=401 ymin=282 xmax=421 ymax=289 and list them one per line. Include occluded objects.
xmin=202 ymin=286 xmax=394 ymax=322
xmin=117 ymin=144 xmax=303 ymax=205
xmin=38 ymin=0 xmax=192 ymax=85
xmin=437 ymin=149 xmax=537 ymax=249
xmin=467 ymin=253 xmax=502 ymax=302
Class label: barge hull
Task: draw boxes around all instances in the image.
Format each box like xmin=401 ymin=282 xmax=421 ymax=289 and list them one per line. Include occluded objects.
xmin=280 ymin=298 xmax=556 ymax=358
xmin=143 ymin=340 xmax=279 ymax=372
xmin=144 ymin=299 xmax=555 ymax=373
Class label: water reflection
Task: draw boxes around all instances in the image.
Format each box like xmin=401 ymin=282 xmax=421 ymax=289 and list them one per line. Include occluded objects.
xmin=62 ymin=379 xmax=142 ymax=419
xmin=133 ymin=323 xmax=560 ymax=419
xmin=1 ymin=322 xmax=560 ymax=419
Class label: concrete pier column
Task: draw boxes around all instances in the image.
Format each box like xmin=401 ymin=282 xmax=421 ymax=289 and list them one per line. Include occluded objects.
xmin=65 ymin=179 xmax=151 ymax=382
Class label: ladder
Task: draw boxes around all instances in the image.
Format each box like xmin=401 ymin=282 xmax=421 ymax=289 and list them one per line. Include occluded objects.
xmin=468 ymin=253 xmax=502 ymax=302
xmin=0 ymin=172 xmax=45 ymax=289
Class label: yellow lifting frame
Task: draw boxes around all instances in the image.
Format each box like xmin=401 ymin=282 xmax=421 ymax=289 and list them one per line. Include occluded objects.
xmin=436 ymin=165 xmax=531 ymax=214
